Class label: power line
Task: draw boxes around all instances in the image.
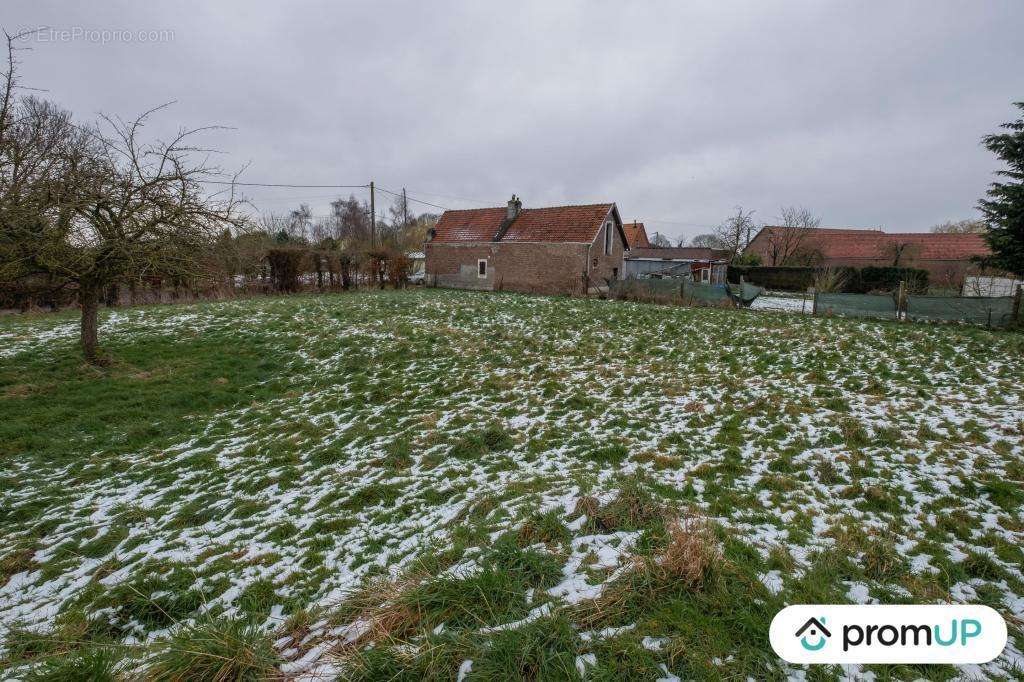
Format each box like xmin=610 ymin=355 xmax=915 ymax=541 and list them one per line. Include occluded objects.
xmin=375 ymin=185 xmax=451 ymax=212
xmin=200 ymin=178 xmax=495 ymax=213
xmin=388 ymin=187 xmax=500 ymax=206
xmin=642 ymin=218 xmax=719 ymax=229
xmin=240 ymin=193 xmax=360 ymax=203
xmin=207 ymin=180 xmax=710 ymax=229
xmin=199 ymin=180 xmax=369 ymax=189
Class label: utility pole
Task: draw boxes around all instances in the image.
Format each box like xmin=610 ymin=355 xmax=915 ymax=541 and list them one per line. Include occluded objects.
xmin=369 ymin=180 xmax=375 ymax=248
xmin=402 ymin=187 xmax=409 ymax=231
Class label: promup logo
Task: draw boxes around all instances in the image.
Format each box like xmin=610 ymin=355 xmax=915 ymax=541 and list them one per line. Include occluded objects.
xmin=795 ymin=617 xmax=830 ymax=651
xmin=770 ymin=605 xmax=1006 ymax=664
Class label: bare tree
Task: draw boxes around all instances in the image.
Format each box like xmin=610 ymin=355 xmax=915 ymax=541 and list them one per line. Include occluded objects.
xmin=1 ymin=36 xmax=244 ymax=362
xmin=258 ymin=213 xmax=296 ymax=243
xmin=648 ymin=231 xmax=672 ymax=248
xmin=329 ymin=195 xmax=371 ymax=244
xmin=880 ymin=239 xmax=919 ymax=267
xmin=714 ymin=206 xmax=758 ymax=260
xmin=387 ymin=191 xmax=410 ymax=232
xmin=76 ymin=109 xmax=243 ymax=361
xmin=930 ymin=218 xmax=986 ymax=234
xmin=286 ymin=204 xmax=312 ymax=242
xmin=763 ymin=205 xmax=821 ymax=265
xmin=689 ymin=233 xmax=728 ymax=249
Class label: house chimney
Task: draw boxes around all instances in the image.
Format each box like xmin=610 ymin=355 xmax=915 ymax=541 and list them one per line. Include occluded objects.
xmin=507 ymin=194 xmax=521 ymax=221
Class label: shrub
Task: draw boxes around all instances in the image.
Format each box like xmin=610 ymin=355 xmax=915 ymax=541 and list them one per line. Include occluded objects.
xmin=265 ymin=247 xmax=307 ymax=293
xmin=727 ymin=266 xmax=817 ymax=291
xmin=812 ymin=266 xmax=847 ymax=294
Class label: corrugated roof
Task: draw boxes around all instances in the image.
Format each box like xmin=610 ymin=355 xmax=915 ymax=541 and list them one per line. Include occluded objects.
xmin=627 ymin=247 xmax=730 ymax=261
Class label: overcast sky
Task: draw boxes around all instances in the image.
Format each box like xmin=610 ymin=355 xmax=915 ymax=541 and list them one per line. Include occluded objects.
xmin=6 ymin=1 xmax=1024 ymax=242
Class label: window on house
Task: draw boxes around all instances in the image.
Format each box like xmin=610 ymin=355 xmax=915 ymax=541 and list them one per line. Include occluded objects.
xmin=604 ymin=222 xmax=613 ymax=255
xmin=477 ymin=259 xmax=487 ymax=278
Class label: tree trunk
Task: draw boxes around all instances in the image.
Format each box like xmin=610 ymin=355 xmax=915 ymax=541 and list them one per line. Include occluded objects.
xmin=80 ymin=284 xmax=102 ymax=364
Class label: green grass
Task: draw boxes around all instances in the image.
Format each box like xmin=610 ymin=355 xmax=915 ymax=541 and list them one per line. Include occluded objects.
xmin=145 ymin=615 xmax=280 ymax=681
xmin=2 ymin=289 xmax=1023 ymax=679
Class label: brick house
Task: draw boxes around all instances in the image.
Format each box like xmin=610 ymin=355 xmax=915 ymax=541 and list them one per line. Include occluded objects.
xmin=744 ymin=226 xmax=994 ymax=288
xmin=425 ymin=197 xmax=627 ymax=295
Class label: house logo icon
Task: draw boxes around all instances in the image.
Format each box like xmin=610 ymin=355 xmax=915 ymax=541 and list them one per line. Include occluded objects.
xmin=795 ymin=617 xmax=831 ymax=651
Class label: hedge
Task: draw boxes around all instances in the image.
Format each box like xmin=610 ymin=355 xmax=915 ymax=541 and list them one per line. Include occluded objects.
xmin=727 ymin=266 xmax=817 ymax=291
xmin=728 ymin=265 xmax=929 ymax=293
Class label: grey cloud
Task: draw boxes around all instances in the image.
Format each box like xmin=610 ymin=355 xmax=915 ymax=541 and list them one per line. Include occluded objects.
xmin=6 ymin=0 xmax=1023 ymax=241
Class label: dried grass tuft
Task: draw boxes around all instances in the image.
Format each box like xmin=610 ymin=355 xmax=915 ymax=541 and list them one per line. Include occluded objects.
xmin=572 ymin=495 xmax=601 ymax=520
xmin=574 ymin=513 xmax=721 ymax=629
xmin=329 ymin=575 xmax=425 ymax=652
xmin=654 ymin=516 xmax=719 ymax=588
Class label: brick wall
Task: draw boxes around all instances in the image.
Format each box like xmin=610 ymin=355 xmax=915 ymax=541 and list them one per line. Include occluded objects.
xmin=587 ymin=219 xmax=626 ymax=287
xmin=425 ymin=242 xmax=593 ymax=295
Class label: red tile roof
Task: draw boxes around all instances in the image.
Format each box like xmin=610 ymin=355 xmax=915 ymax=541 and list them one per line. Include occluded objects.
xmin=430 ymin=208 xmax=506 ymax=242
xmin=882 ymin=232 xmax=990 ymax=261
xmin=747 ymin=226 xmax=991 ymax=263
xmin=431 ymin=203 xmax=615 ymax=243
xmin=622 ymin=221 xmax=651 ymax=249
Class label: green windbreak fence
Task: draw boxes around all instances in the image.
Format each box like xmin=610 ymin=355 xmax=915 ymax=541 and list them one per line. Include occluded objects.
xmin=610 ymin=279 xmax=748 ymax=307
xmin=610 ymin=279 xmax=681 ymax=300
xmin=815 ymin=292 xmax=897 ymax=320
xmin=682 ymin=281 xmax=732 ymax=306
xmin=729 ymin=282 xmax=764 ymax=306
xmin=613 ymin=279 xmax=1017 ymax=326
xmin=906 ymin=295 xmax=1016 ymax=327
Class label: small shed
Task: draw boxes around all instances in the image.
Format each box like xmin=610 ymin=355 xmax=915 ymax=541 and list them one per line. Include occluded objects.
xmin=624 ymin=247 xmax=729 ymax=283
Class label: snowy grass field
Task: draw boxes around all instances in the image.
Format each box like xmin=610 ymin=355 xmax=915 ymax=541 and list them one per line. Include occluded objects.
xmin=2 ymin=289 xmax=1023 ymax=680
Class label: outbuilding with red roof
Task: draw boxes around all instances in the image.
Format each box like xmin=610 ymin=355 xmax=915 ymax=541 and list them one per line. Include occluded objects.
xmin=622 ymin=221 xmax=651 ymax=249
xmin=425 ymin=196 xmax=628 ymax=295
xmin=744 ymin=225 xmax=995 ymax=288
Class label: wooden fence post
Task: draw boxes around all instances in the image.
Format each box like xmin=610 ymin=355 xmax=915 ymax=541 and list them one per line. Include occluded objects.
xmin=1013 ymin=284 xmax=1022 ymax=326
xmin=811 ymin=287 xmax=817 ymax=316
xmin=896 ymin=280 xmax=906 ymax=321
